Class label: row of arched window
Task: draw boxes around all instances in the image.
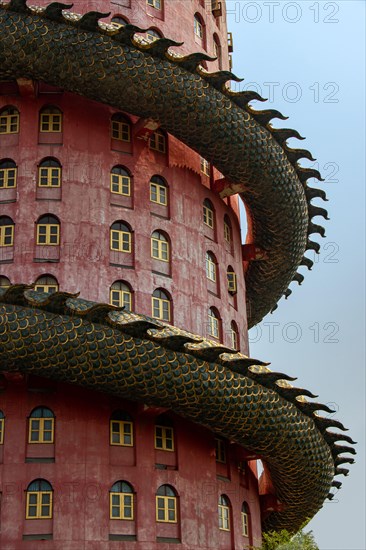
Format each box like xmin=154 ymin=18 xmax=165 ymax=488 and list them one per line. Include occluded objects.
xmin=18 ymin=477 xmax=251 ymax=536
xmin=0 ymin=275 xmax=240 ymax=347
xmin=0 ymin=105 xmax=167 ymax=153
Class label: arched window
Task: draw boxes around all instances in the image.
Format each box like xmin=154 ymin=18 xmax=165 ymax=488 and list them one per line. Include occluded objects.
xmin=0 ymin=159 xmax=17 ymax=188
xmin=110 ymin=411 xmax=133 ymax=446
xmin=150 ymin=175 xmax=168 ymax=206
xmin=28 ymin=407 xmax=55 ymax=443
xmin=0 ymin=410 xmax=4 ymax=444
xmin=110 ymin=222 xmax=132 ymax=253
xmin=194 ymin=14 xmax=204 ymax=39
xmin=155 ymin=416 xmax=174 ymax=451
xmin=36 ymin=215 xmax=60 ymax=246
xmin=40 ymin=106 xmax=62 ymax=133
xmin=110 ymin=481 xmax=134 ymax=520
xmin=227 ymin=267 xmax=237 ymax=294
xmin=146 ymin=28 xmax=162 ymax=43
xmin=151 ymin=231 xmax=169 ymax=262
xmin=0 ymin=106 xmax=19 ymax=134
xmin=208 ymin=307 xmax=220 ymax=339
xmin=147 ymin=0 xmax=162 ymax=10
xmin=110 ymin=281 xmax=132 ymax=311
xmin=218 ymin=495 xmax=231 ymax=531
xmin=223 ymin=215 xmax=232 ymax=245
xmin=206 ymin=252 xmax=217 ymax=282
xmin=241 ymin=502 xmax=250 ymax=537
xmin=230 ymin=321 xmax=239 ymax=350
xmin=0 ymin=276 xmax=11 ymax=289
xmin=149 ymin=130 xmax=166 ymax=153
xmin=34 ymin=275 xmax=59 ymax=294
xmin=213 ymin=34 xmax=222 ymax=69
xmin=111 ymin=16 xmax=128 ymax=28
xmin=110 ymin=166 xmax=131 ymax=196
xmin=156 ymin=485 xmax=177 ymax=523
xmin=152 ymin=289 xmax=171 ymax=322
xmin=0 ymin=216 xmax=14 ymax=247
xmin=38 ymin=158 xmax=61 ymax=187
xmin=26 ymin=479 xmax=53 ymax=519
xmin=111 ymin=113 xmax=131 ymax=142
xmin=203 ymin=199 xmax=214 ymax=229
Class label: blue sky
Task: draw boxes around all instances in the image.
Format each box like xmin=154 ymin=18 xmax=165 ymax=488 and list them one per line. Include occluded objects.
xmin=227 ymin=2 xmax=365 ymax=548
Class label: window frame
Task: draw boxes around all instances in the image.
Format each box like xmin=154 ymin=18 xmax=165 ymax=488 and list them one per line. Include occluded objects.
xmin=111 ymin=115 xmax=131 ymax=142
xmin=39 ymin=107 xmax=62 ymax=133
xmin=224 ymin=219 xmax=232 ymax=244
xmin=150 ymin=179 xmax=167 ymax=206
xmin=110 ymin=167 xmax=131 ymax=196
xmin=151 ymin=231 xmax=169 ymax=262
xmin=110 ymin=223 xmax=132 ymax=253
xmin=215 ymin=438 xmax=226 ymax=463
xmin=150 ymin=130 xmax=166 ymax=153
xmin=218 ymin=498 xmax=230 ymax=531
xmin=194 ymin=15 xmax=204 ymax=39
xmin=206 ymin=252 xmax=216 ymax=282
xmin=227 ymin=271 xmax=237 ymax=293
xmin=26 ymin=490 xmax=53 ymax=519
xmin=155 ymin=424 xmax=174 ymax=451
xmin=242 ymin=509 xmax=249 ymax=537
xmin=28 ymin=416 xmax=55 ymax=444
xmin=110 ymin=282 xmax=132 ymax=311
xmin=110 ymin=419 xmax=134 ymax=447
xmin=110 ymin=484 xmax=134 ymax=520
xmin=200 ymin=157 xmax=210 ymax=176
xmin=34 ymin=276 xmax=59 ymax=294
xmin=203 ymin=200 xmax=214 ymax=229
xmin=36 ymin=219 xmax=60 ymax=246
xmin=0 ymin=161 xmax=17 ymax=189
xmin=156 ymin=495 xmax=177 ymax=523
xmin=147 ymin=0 xmax=162 ymax=10
xmin=0 ymin=107 xmax=19 ymax=134
xmin=152 ymin=290 xmax=171 ymax=322
xmin=0 ymin=412 xmax=4 ymax=444
xmin=208 ymin=308 xmax=220 ymax=339
xmin=38 ymin=160 xmax=61 ymax=188
xmin=0 ymin=222 xmax=14 ymax=247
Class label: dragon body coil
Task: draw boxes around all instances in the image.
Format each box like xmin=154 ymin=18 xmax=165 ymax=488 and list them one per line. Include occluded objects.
xmin=0 ymin=0 xmax=354 ymax=535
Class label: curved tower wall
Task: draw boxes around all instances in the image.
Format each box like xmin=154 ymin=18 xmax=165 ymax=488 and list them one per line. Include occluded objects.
xmin=0 ymin=0 xmax=248 ymax=353
xmin=0 ymin=1 xmax=261 ymax=549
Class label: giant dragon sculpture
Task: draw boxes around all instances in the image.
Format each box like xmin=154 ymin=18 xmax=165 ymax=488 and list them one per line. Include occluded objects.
xmin=0 ymin=0 xmax=355 ymax=534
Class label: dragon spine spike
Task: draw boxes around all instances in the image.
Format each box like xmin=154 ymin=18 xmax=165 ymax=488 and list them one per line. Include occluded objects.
xmin=324 ymin=432 xmax=357 ymax=445
xmin=334 ymin=467 xmax=349 ymax=477
xmin=308 ymin=222 xmax=326 ymax=238
xmin=296 ymin=401 xmax=336 ymax=415
xmin=334 ymin=456 xmax=355 ymax=466
xmin=314 ymin=416 xmax=348 ymax=432
xmin=270 ymin=128 xmax=306 ymax=145
xmin=229 ymin=90 xmax=268 ymax=108
xmin=300 ymin=256 xmax=314 ymax=270
xmin=113 ymin=24 xmax=149 ymax=44
xmin=177 ymin=52 xmax=216 ymax=72
xmin=7 ymin=0 xmax=30 ymax=12
xmin=43 ymin=2 xmax=73 ymax=21
xmin=292 ymin=272 xmax=304 ymax=285
xmin=78 ymin=11 xmax=111 ymax=31
xmin=332 ymin=480 xmax=342 ymax=489
xmin=309 ymin=205 xmax=330 ymax=220
xmin=249 ymin=108 xmax=288 ymax=126
xmin=145 ymin=38 xmax=184 ymax=58
xmin=283 ymin=288 xmax=292 ymax=299
xmin=306 ymin=239 xmax=321 ymax=254
xmin=327 ymin=493 xmax=335 ymax=500
xmin=275 ymin=386 xmax=318 ymax=400
xmin=296 ymin=167 xmax=324 ymax=183
xmin=305 ymin=186 xmax=329 ymax=202
xmin=284 ymin=147 xmax=316 ymax=164
xmin=331 ymin=444 xmax=357 ymax=457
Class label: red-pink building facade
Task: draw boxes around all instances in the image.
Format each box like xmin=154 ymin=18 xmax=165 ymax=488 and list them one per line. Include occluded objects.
xmin=0 ymin=1 xmax=263 ymax=548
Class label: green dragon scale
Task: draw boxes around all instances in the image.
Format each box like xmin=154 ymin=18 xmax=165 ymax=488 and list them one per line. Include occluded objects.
xmin=0 ymin=0 xmax=354 ymax=533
